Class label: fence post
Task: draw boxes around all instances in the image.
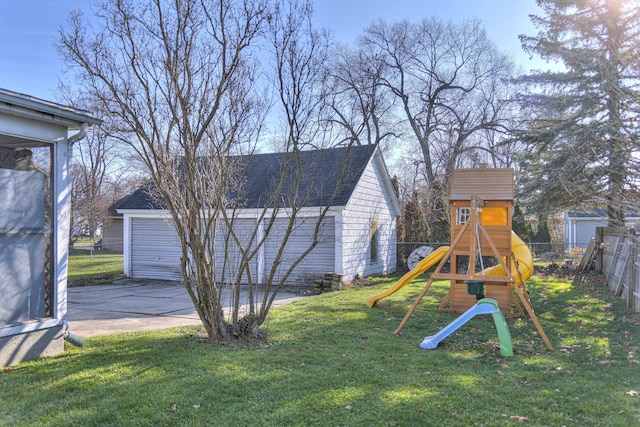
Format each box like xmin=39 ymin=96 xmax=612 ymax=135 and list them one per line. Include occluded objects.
xmin=595 ymin=227 xmax=604 ymax=272
xmin=630 ymin=231 xmax=638 ymax=309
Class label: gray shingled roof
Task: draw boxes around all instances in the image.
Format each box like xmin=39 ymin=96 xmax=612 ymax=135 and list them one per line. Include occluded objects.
xmin=567 ymin=208 xmax=640 ymax=218
xmin=116 ymin=144 xmax=377 ymax=211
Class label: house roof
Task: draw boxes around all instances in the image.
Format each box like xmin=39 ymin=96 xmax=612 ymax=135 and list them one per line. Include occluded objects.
xmin=0 ymin=87 xmax=102 ymax=128
xmin=566 ymin=208 xmax=640 ymax=219
xmin=117 ymin=144 xmax=380 ymax=211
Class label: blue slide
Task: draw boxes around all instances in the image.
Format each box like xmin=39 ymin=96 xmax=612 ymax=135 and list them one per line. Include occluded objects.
xmin=419 ymin=298 xmax=513 ymax=356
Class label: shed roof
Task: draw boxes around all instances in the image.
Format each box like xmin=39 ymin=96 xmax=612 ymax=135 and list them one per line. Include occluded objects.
xmin=449 ymin=167 xmax=514 ymax=201
xmin=566 ymin=208 xmax=640 ymax=219
xmin=117 ymin=144 xmax=380 ymax=211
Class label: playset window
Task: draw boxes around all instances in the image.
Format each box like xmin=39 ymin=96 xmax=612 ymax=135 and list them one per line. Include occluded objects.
xmin=456 ymin=207 xmax=471 ymax=225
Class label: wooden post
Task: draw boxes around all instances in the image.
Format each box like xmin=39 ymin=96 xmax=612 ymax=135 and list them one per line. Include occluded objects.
xmin=393 ymin=220 xmax=472 ymax=335
xmin=512 ymin=283 xmax=553 ymax=351
xmin=630 ymin=231 xmax=637 ymax=309
xmin=595 ymin=227 xmax=604 ymax=272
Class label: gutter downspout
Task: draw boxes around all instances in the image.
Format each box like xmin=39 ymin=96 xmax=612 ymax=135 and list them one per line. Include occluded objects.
xmin=68 ymin=123 xmax=89 ymax=144
xmin=60 ymin=122 xmax=90 ymax=339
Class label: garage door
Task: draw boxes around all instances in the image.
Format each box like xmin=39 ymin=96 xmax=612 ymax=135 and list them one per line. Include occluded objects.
xmin=263 ymin=216 xmax=335 ymax=285
xmin=213 ymin=218 xmax=259 ymax=284
xmin=130 ymin=218 xmax=182 ymax=280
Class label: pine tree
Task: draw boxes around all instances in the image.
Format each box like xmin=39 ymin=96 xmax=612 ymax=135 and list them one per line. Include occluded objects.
xmin=512 ymin=203 xmax=533 ymax=242
xmin=518 ymin=0 xmax=640 ymax=227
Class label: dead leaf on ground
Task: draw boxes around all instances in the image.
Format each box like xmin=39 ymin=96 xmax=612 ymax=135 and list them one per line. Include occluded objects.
xmin=170 ymin=404 xmax=177 ymax=412
xmin=509 ymin=415 xmax=528 ymax=422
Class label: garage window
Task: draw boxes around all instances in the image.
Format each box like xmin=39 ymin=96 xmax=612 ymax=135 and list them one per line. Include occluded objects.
xmin=370 ymin=218 xmax=379 ymax=263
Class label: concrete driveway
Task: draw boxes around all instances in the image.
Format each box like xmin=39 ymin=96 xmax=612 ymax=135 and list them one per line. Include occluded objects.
xmin=66 ymin=279 xmax=306 ymax=337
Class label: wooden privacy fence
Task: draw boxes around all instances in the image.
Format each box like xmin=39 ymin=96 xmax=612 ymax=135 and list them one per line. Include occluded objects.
xmin=584 ymin=227 xmax=640 ymax=310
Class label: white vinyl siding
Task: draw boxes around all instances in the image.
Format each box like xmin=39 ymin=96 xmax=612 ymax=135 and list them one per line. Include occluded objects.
xmin=341 ymin=155 xmax=397 ymax=280
xmin=130 ymin=218 xmax=182 ymax=280
xmin=564 ymin=215 xmax=608 ymax=251
xmin=264 ymin=217 xmax=335 ymax=286
xmin=574 ymin=220 xmax=606 ymax=247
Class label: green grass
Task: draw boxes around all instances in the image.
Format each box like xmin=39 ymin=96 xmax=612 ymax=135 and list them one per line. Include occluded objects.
xmin=67 ymin=253 xmax=125 ymax=286
xmin=1 ymin=272 xmax=639 ymax=426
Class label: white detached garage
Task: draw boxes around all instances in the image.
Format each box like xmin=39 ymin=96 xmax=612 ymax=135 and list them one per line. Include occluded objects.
xmin=117 ymin=145 xmax=401 ymax=287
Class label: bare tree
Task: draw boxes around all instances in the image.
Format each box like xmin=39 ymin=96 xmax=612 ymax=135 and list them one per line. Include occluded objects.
xmin=321 ymin=43 xmax=398 ymax=146
xmin=69 ymin=117 xmax=117 ymax=244
xmin=351 ymin=18 xmax=517 ymax=241
xmin=360 ymin=18 xmax=517 ymax=184
xmin=59 ymin=0 xmax=352 ymax=342
xmin=268 ymin=0 xmax=330 ymax=149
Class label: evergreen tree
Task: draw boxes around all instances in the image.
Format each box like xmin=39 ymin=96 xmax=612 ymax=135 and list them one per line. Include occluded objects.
xmin=512 ymin=203 xmax=533 ymax=242
xmin=517 ymin=0 xmax=640 ymax=227
xmin=531 ymin=215 xmax=552 ymax=243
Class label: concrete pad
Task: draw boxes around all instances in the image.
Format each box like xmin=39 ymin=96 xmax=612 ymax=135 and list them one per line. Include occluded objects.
xmin=66 ymin=279 xmax=307 ymax=337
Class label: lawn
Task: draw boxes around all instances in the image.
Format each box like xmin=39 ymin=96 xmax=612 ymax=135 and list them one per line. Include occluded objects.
xmin=67 ymin=252 xmax=125 ymax=286
xmin=1 ymin=271 xmax=639 ymax=426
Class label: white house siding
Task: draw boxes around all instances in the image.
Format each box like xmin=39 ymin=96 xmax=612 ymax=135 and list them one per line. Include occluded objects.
xmin=564 ymin=213 xmax=640 ymax=251
xmin=263 ymin=216 xmax=335 ymax=286
xmin=340 ymin=155 xmax=397 ymax=281
xmin=130 ymin=218 xmax=182 ymax=280
xmin=572 ymin=219 xmax=607 ymax=249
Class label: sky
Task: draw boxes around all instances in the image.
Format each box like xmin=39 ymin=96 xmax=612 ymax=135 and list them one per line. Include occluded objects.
xmin=0 ymin=0 xmax=544 ymax=102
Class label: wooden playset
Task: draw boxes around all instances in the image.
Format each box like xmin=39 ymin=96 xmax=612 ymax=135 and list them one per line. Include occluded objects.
xmin=393 ymin=166 xmax=553 ymax=350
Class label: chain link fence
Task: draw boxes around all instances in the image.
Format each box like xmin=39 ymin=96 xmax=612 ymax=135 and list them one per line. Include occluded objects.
xmin=69 ymin=238 xmax=123 ymax=256
xmin=397 ymin=241 xmax=576 ymax=271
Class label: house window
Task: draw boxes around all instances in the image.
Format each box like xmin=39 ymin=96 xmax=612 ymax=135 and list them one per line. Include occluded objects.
xmin=370 ymin=218 xmax=379 ymax=263
xmin=456 ymin=207 xmax=471 ymax=225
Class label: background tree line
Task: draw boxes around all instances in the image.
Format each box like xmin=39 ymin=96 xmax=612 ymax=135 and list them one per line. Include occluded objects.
xmin=72 ymin=0 xmax=640 ymax=247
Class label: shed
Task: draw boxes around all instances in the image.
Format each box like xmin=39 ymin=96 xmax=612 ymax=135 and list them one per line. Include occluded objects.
xmin=116 ymin=144 xmax=401 ymax=287
xmin=0 ymin=88 xmax=101 ymax=366
xmin=101 ymin=195 xmax=130 ymax=252
xmin=564 ymin=209 xmax=640 ymax=251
